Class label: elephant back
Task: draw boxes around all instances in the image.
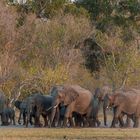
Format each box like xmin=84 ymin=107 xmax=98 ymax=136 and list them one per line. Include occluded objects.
xmin=69 ymin=85 xmax=92 ymax=96
xmin=69 ymin=85 xmax=93 ymax=111
xmin=41 ymin=95 xmax=53 ymax=108
xmin=99 ymin=86 xmax=112 ymax=100
xmin=20 ymin=100 xmax=27 ymax=110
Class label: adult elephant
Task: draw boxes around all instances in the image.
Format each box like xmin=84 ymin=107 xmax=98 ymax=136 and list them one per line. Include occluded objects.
xmin=26 ymin=93 xmax=53 ymax=127
xmin=50 ymin=85 xmax=93 ymax=127
xmin=107 ymin=89 xmax=140 ymax=128
xmin=93 ymin=86 xmax=112 ymax=126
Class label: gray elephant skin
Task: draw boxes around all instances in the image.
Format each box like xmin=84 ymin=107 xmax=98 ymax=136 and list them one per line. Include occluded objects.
xmin=14 ymin=100 xmax=28 ymax=125
xmin=26 ymin=93 xmax=53 ymax=127
xmin=1 ymin=107 xmax=15 ymax=126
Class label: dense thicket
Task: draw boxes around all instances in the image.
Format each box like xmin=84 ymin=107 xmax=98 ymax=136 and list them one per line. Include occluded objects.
xmin=0 ymin=0 xmax=140 ymax=100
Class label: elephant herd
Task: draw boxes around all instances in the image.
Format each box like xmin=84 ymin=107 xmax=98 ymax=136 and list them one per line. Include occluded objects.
xmin=0 ymin=85 xmax=140 ymax=128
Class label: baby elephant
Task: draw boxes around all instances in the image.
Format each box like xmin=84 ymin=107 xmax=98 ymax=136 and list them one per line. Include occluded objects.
xmin=1 ymin=107 xmax=16 ymax=126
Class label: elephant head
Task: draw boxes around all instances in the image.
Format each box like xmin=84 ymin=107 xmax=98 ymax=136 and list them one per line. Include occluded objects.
xmin=50 ymin=85 xmax=79 ymax=126
xmin=107 ymin=93 xmax=123 ymax=107
xmin=103 ymin=92 xmax=123 ymax=126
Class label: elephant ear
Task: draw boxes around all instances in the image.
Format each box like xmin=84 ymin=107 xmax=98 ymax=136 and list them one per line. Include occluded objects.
xmin=108 ymin=93 xmax=119 ymax=107
xmin=108 ymin=94 xmax=114 ymax=104
xmin=63 ymin=86 xmax=79 ymax=105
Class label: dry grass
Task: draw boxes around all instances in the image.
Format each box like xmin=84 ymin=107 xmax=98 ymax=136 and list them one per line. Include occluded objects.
xmin=0 ymin=128 xmax=140 ymax=140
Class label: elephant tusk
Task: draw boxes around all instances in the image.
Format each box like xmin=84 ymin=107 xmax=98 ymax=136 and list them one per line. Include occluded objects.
xmin=53 ymin=104 xmax=58 ymax=109
xmin=46 ymin=104 xmax=59 ymax=112
xmin=46 ymin=106 xmax=53 ymax=111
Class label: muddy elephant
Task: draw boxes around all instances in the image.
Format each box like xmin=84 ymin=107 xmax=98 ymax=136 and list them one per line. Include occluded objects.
xmin=107 ymin=89 xmax=140 ymax=128
xmin=26 ymin=93 xmax=53 ymax=127
xmin=50 ymin=85 xmax=94 ymax=127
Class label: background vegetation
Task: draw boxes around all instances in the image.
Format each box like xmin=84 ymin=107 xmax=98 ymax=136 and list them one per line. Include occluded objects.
xmin=0 ymin=0 xmax=139 ymax=100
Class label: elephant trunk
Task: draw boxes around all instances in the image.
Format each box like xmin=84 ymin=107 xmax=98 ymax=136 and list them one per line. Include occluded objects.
xmin=103 ymin=94 xmax=111 ymax=127
xmin=26 ymin=109 xmax=30 ymax=127
xmin=103 ymin=102 xmax=107 ymax=126
xmin=26 ymin=103 xmax=31 ymax=127
xmin=50 ymin=102 xmax=59 ymax=127
xmin=50 ymin=107 xmax=57 ymax=127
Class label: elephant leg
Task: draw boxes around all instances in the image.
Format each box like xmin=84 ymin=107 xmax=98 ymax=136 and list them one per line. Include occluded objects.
xmin=51 ymin=120 xmax=56 ymax=127
xmin=48 ymin=113 xmax=52 ymax=127
xmin=44 ymin=116 xmax=48 ymax=127
xmin=34 ymin=116 xmax=40 ymax=127
xmin=118 ymin=114 xmax=125 ymax=128
xmin=131 ymin=114 xmax=136 ymax=124
xmin=57 ymin=116 xmax=62 ymax=127
xmin=69 ymin=117 xmax=75 ymax=127
xmin=73 ymin=113 xmax=79 ymax=127
xmin=91 ymin=118 xmax=96 ymax=127
xmin=18 ymin=112 xmax=22 ymax=124
xmin=9 ymin=117 xmax=12 ymax=125
xmin=29 ymin=114 xmax=33 ymax=125
xmin=23 ymin=112 xmax=26 ymax=125
xmin=85 ymin=117 xmax=92 ymax=127
xmin=63 ymin=105 xmax=73 ymax=127
xmin=111 ymin=108 xmax=117 ymax=128
xmin=13 ymin=116 xmax=16 ymax=125
xmin=96 ymin=118 xmax=101 ymax=127
xmin=111 ymin=107 xmax=121 ymax=128
xmin=77 ymin=117 xmax=83 ymax=127
xmin=133 ymin=116 xmax=139 ymax=128
xmin=83 ymin=117 xmax=88 ymax=127
xmin=125 ymin=116 xmax=131 ymax=127
xmin=35 ymin=116 xmax=42 ymax=127
xmin=35 ymin=108 xmax=43 ymax=127
xmin=103 ymin=106 xmax=107 ymax=126
xmin=63 ymin=117 xmax=68 ymax=127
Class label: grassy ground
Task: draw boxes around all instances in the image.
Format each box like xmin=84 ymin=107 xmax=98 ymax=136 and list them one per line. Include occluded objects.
xmin=1 ymin=128 xmax=140 ymax=140
xmin=3 ymin=109 xmax=137 ymax=140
